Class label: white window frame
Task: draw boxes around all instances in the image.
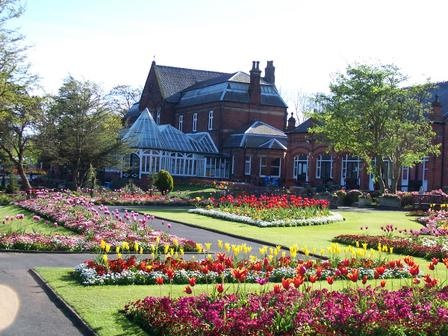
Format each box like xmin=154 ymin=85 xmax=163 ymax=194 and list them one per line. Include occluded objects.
xmin=422 ymin=157 xmax=429 ymax=191
xmin=208 ymin=110 xmax=214 ymax=130
xmin=316 ymin=154 xmax=333 ymax=179
xmin=293 ymin=154 xmax=308 ymax=181
xmin=178 ymin=115 xmax=183 ymax=132
xmin=259 ymin=156 xmax=268 ymax=177
xmin=244 ymin=155 xmax=252 ymax=175
xmin=192 ymin=113 xmax=198 ymax=132
xmin=341 ymin=155 xmax=360 ymax=187
xmin=401 ymin=167 xmax=409 ymax=191
xmin=270 ymin=157 xmax=281 ymax=178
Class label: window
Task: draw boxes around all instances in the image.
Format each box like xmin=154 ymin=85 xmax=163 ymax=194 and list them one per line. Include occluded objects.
xmin=156 ymin=111 xmax=161 ymax=125
xmin=259 ymin=157 xmax=268 ymax=176
xmin=178 ymin=115 xmax=183 ymax=131
xmin=244 ymin=155 xmax=251 ymax=175
xmin=316 ymin=154 xmax=333 ymax=181
xmin=341 ymin=155 xmax=360 ymax=188
xmin=270 ymin=158 xmax=281 ymax=177
xmin=192 ymin=113 xmax=198 ymax=132
xmin=293 ymin=154 xmax=308 ymax=182
xmin=208 ymin=110 xmax=214 ymax=130
xmin=231 ymin=155 xmax=235 ymax=175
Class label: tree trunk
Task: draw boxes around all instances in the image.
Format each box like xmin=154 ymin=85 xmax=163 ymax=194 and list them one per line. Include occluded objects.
xmin=374 ymin=158 xmax=386 ymax=193
xmin=390 ymin=164 xmax=401 ymax=194
xmin=16 ymin=163 xmax=31 ymax=191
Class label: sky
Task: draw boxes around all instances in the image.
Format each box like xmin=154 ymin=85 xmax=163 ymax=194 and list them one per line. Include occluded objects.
xmin=14 ymin=0 xmax=448 ymax=109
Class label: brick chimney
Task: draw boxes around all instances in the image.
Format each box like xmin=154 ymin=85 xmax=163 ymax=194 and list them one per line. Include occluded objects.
xmin=264 ymin=60 xmax=275 ymax=84
xmin=431 ymin=94 xmax=443 ymax=121
xmin=249 ymin=61 xmax=261 ymax=105
xmin=287 ymin=112 xmax=296 ymax=131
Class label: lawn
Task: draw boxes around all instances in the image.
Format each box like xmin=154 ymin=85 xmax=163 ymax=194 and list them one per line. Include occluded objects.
xmin=134 ymin=206 xmax=421 ymax=251
xmin=0 ymin=205 xmax=74 ymax=235
xmin=37 ymin=267 xmax=433 ymax=336
xmin=133 ymin=206 xmax=436 ymax=268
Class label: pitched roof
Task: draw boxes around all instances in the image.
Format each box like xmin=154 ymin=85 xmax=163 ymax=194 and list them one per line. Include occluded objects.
xmin=429 ymin=81 xmax=448 ymax=116
xmin=223 ymin=120 xmax=287 ymax=150
xmin=289 ymin=118 xmax=315 ymax=133
xmin=154 ymin=64 xmax=228 ymax=99
xmin=122 ymin=108 xmax=218 ymax=154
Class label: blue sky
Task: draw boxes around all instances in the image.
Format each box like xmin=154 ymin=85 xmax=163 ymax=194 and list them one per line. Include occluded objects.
xmin=16 ymin=0 xmax=448 ymax=108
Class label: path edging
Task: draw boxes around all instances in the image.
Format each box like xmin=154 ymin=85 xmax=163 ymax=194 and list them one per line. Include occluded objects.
xmin=29 ymin=269 xmax=96 ymax=336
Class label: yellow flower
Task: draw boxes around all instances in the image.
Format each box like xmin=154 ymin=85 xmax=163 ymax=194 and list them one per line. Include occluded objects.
xmin=100 ymin=240 xmax=106 ymax=250
xmin=172 ymin=238 xmax=179 ymax=247
xmin=140 ymin=247 xmax=144 ymax=254
xmin=179 ymin=247 xmax=184 ymax=256
xmin=362 ymin=242 xmax=368 ymax=250
xmin=196 ymin=243 xmax=203 ymax=253
xmin=134 ymin=242 xmax=139 ymax=252
xmin=205 ymin=242 xmax=212 ymax=251
xmin=217 ymin=240 xmax=223 ymax=249
xmin=105 ymin=244 xmax=111 ymax=253
xmin=102 ymin=254 xmax=108 ymax=263
xmin=117 ymin=252 xmax=122 ymax=259
xmin=224 ymin=243 xmax=231 ymax=252
xmin=115 ymin=246 xmax=120 ymax=253
xmin=146 ymin=265 xmax=152 ymax=271
xmin=164 ymin=244 xmax=170 ymax=254
xmin=356 ymin=241 xmax=360 ymax=248
xmin=389 ymin=247 xmax=394 ymax=254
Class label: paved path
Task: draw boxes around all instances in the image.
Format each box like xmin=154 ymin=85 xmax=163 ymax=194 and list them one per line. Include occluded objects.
xmin=0 ymin=206 xmax=276 ymax=335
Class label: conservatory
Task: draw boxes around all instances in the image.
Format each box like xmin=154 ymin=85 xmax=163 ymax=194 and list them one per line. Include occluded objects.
xmin=121 ymin=109 xmax=229 ymax=179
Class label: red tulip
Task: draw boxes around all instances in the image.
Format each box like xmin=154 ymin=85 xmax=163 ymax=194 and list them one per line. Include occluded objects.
xmin=428 ymin=263 xmax=435 ymax=271
xmin=409 ymin=264 xmax=419 ymax=277
xmin=362 ymin=275 xmax=368 ymax=285
xmin=184 ymin=286 xmax=192 ymax=294
xmin=165 ymin=267 xmax=174 ymax=280
xmin=375 ymin=266 xmax=385 ymax=276
xmin=326 ymin=276 xmax=334 ymax=285
xmin=216 ymin=283 xmax=224 ymax=294
xmin=413 ymin=278 xmax=420 ymax=285
xmin=347 ymin=269 xmax=359 ymax=282
xmin=432 ymin=257 xmax=439 ymax=265
xmin=380 ymin=280 xmax=386 ymax=288
xmin=282 ymin=278 xmax=291 ymax=290
xmin=273 ymin=284 xmax=282 ymax=294
xmin=309 ymin=275 xmax=318 ymax=283
xmin=188 ymin=277 xmax=196 ymax=287
xmin=293 ymin=275 xmax=304 ymax=288
xmin=155 ymin=277 xmax=164 ymax=285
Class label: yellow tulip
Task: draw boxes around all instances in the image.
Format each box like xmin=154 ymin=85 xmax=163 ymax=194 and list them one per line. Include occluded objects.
xmin=105 ymin=244 xmax=111 ymax=253
xmin=115 ymin=246 xmax=120 ymax=253
xmin=100 ymin=240 xmax=106 ymax=250
xmin=205 ymin=242 xmax=212 ymax=251
xmin=218 ymin=240 xmax=223 ymax=249
xmin=102 ymin=254 xmax=108 ymax=263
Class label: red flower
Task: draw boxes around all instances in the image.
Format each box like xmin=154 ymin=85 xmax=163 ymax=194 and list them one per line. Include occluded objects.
xmin=201 ymin=265 xmax=209 ymax=275
xmin=293 ymin=275 xmax=304 ymax=288
xmin=216 ymin=283 xmax=224 ymax=294
xmin=380 ymin=280 xmax=386 ymax=288
xmin=432 ymin=257 xmax=439 ymax=265
xmin=155 ymin=277 xmax=164 ymax=285
xmin=165 ymin=267 xmax=175 ymax=280
xmin=375 ymin=266 xmax=385 ymax=276
xmin=413 ymin=278 xmax=421 ymax=285
xmin=184 ymin=286 xmax=192 ymax=294
xmin=428 ymin=263 xmax=435 ymax=271
xmin=424 ymin=274 xmax=438 ymax=288
xmin=188 ymin=277 xmax=196 ymax=287
xmin=273 ymin=284 xmax=282 ymax=294
xmin=308 ymin=275 xmax=318 ymax=283
xmin=232 ymin=267 xmax=248 ymax=282
xmin=326 ymin=276 xmax=334 ymax=285
xmin=362 ymin=275 xmax=368 ymax=285
xmin=409 ymin=264 xmax=420 ymax=277
xmin=347 ymin=269 xmax=359 ymax=282
xmin=282 ymin=278 xmax=291 ymax=290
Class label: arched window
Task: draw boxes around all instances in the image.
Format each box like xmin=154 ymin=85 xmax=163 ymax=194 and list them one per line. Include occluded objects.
xmin=293 ymin=154 xmax=308 ymax=182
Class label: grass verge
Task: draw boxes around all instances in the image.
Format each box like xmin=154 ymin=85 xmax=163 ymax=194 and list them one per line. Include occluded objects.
xmin=0 ymin=205 xmax=74 ymax=235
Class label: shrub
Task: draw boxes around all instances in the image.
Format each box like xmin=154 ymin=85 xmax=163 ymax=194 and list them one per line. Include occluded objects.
xmin=154 ymin=170 xmax=174 ymax=195
xmin=345 ymin=189 xmax=363 ymax=205
xmin=5 ymin=173 xmax=19 ymax=194
xmin=0 ymin=193 xmax=11 ymax=205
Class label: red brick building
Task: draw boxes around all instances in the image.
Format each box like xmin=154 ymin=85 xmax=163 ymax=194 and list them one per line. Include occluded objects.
xmin=124 ymin=61 xmax=446 ymax=192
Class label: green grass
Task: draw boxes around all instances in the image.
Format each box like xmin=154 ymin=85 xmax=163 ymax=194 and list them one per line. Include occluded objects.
xmin=37 ymin=266 xmax=446 ymax=336
xmin=0 ymin=205 xmax=74 ymax=235
xmin=170 ymin=186 xmax=219 ymax=200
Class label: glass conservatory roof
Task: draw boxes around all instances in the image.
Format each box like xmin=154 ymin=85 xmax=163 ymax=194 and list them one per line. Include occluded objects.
xmin=123 ymin=108 xmax=218 ymax=154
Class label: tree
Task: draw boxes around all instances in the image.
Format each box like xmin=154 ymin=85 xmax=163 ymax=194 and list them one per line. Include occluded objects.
xmin=38 ymin=77 xmax=128 ymax=188
xmin=0 ymin=0 xmax=40 ymax=191
xmin=106 ymin=84 xmax=141 ymax=117
xmin=309 ymin=63 xmax=440 ymax=193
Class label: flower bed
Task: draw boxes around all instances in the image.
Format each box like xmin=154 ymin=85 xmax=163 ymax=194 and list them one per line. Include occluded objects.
xmin=188 ymin=208 xmax=342 ymax=227
xmin=0 ymin=232 xmax=94 ymax=251
xmin=333 ymin=234 xmax=448 ymax=260
xmin=88 ymin=190 xmax=191 ymax=206
xmin=7 ymin=190 xmax=196 ymax=252
xmin=124 ymin=286 xmax=448 ymax=335
xmin=74 ymin=249 xmax=416 ymax=286
xmin=193 ymin=194 xmax=336 ymax=226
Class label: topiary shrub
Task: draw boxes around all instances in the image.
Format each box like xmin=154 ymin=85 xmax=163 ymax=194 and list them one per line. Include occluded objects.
xmin=154 ymin=170 xmax=174 ymax=195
